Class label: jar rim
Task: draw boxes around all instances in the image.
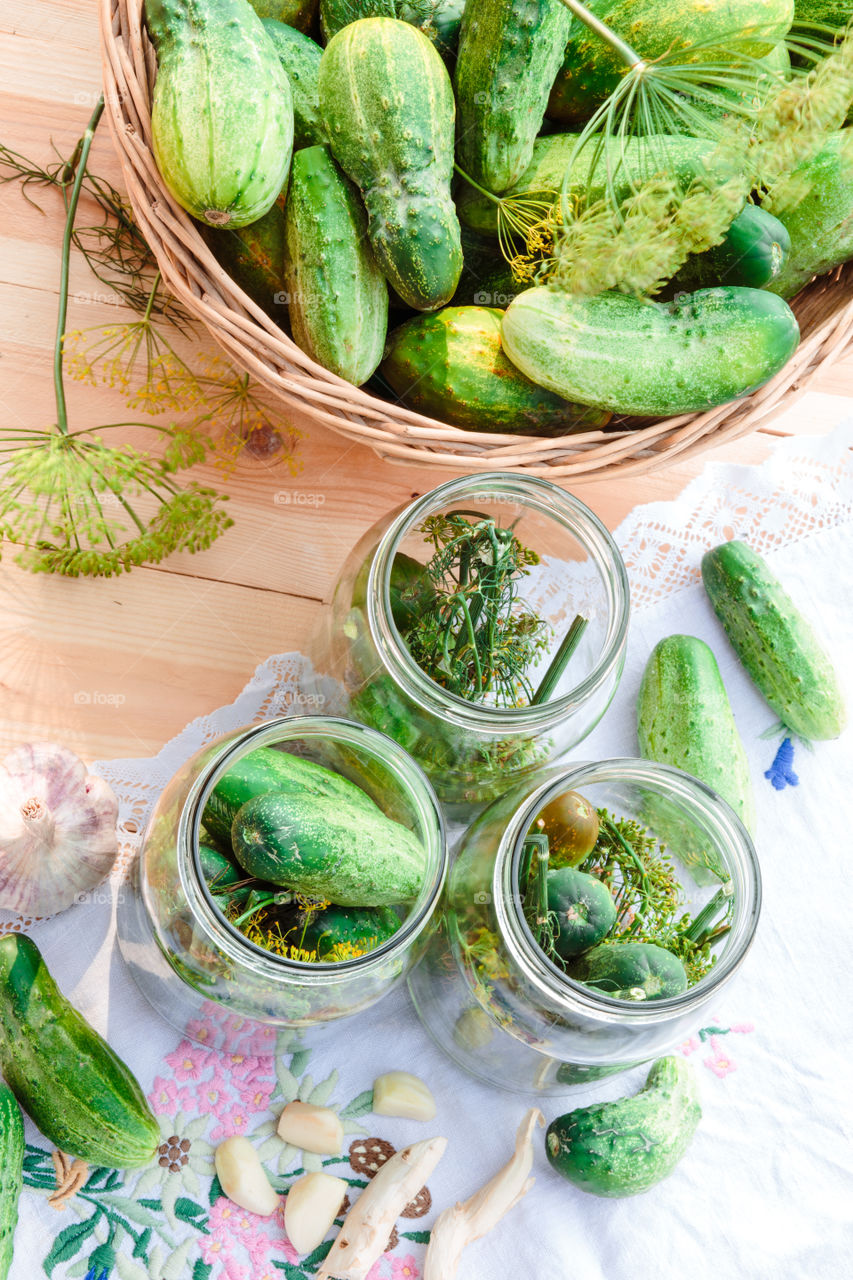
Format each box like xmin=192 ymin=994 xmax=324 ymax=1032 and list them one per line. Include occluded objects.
xmin=496 ymin=757 xmax=762 ymax=1022
xmin=180 ymin=716 xmax=448 ymax=982
xmin=368 ymin=472 xmax=631 ymax=730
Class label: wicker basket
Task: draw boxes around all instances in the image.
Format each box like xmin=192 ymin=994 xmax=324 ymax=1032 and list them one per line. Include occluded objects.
xmin=99 ymin=0 xmax=853 ymax=481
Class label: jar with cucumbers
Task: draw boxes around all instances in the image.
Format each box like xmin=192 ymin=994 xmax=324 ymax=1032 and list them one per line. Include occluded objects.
xmin=408 ymin=758 xmax=761 ymax=1095
xmin=306 ymin=473 xmax=630 ymax=814
xmin=117 ymin=717 xmax=447 ymax=1047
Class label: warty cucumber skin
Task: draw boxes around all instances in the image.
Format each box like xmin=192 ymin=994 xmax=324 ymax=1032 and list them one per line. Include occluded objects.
xmin=0 ymin=934 xmax=160 ymax=1169
xmin=767 ymin=131 xmax=853 ymax=300
xmin=231 ymin=789 xmax=427 ymax=905
xmin=262 ymin=19 xmax=326 ymax=151
xmin=0 ymin=1084 xmax=23 ymax=1280
xmin=546 ymin=1057 xmax=701 ymax=1197
xmin=454 ymin=0 xmax=572 ymax=194
xmin=501 ymin=287 xmax=800 ymax=417
xmin=702 ymin=540 xmax=847 ymax=740
xmin=145 ymin=0 xmax=294 ymax=228
xmin=380 ymin=306 xmax=610 ymax=433
xmin=248 ymin=0 xmax=317 ymax=29
xmin=284 ymin=145 xmax=388 ymax=384
xmin=637 ymin=634 xmax=755 ymax=833
xmin=548 ymin=0 xmax=795 ymax=124
xmin=318 ymin=17 xmax=463 ymax=311
xmin=455 ymin=132 xmax=743 ymax=237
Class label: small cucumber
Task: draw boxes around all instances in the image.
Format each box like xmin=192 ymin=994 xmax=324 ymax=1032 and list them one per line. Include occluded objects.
xmin=199 ymin=842 xmax=245 ymax=891
xmin=701 ymin=539 xmax=847 ymax=740
xmin=262 ymin=20 xmax=326 ymax=151
xmin=283 ymin=145 xmax=388 ymax=384
xmin=501 ymin=287 xmax=800 ymax=417
xmin=669 ymin=203 xmax=791 ymax=291
xmin=0 ymin=1085 xmax=23 ymax=1280
xmin=546 ymin=868 xmax=616 ymax=960
xmin=296 ymin=904 xmax=401 ymax=958
xmin=546 ymin=1056 xmax=701 ymax=1196
xmin=231 ymin=789 xmax=427 ymax=905
xmin=569 ymin=941 xmax=688 ymax=1000
xmin=0 ymin=934 xmax=159 ymax=1168
xmin=202 ymin=746 xmax=377 ymax=847
xmin=637 ymin=634 xmax=755 ymax=832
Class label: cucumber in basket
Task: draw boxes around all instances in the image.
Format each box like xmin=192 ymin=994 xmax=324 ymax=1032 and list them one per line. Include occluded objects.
xmin=0 ymin=1084 xmax=23 ymax=1280
xmin=701 ymin=539 xmax=847 ymax=740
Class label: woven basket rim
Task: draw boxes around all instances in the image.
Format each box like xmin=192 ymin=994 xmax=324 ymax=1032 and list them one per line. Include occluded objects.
xmin=99 ymin=0 xmax=853 ymax=479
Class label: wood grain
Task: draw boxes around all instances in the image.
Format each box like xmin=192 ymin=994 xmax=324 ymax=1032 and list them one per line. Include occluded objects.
xmin=1 ymin=0 xmax=851 ymax=761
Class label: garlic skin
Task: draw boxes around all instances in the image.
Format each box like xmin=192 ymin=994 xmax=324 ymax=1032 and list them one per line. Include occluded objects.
xmin=0 ymin=743 xmax=119 ymax=916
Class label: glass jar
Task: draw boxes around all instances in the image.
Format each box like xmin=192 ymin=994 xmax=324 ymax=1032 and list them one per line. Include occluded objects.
xmin=117 ymin=717 xmax=447 ymax=1049
xmin=306 ymin=473 xmax=630 ymax=814
xmin=407 ymin=758 xmax=761 ymax=1095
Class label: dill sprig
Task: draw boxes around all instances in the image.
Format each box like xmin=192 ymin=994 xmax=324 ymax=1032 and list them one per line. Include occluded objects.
xmin=398 ymin=513 xmax=551 ymax=705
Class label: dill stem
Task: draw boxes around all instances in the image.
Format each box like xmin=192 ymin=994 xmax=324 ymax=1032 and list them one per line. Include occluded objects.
xmin=452 ymin=163 xmax=502 ymax=204
xmin=142 ymin=270 xmax=162 ymax=323
xmin=681 ymin=881 xmax=733 ymax=945
xmin=531 ymin=614 xmax=588 ymax=705
xmin=54 ymin=96 xmax=105 ymax=435
xmin=555 ymin=0 xmax=645 ymax=71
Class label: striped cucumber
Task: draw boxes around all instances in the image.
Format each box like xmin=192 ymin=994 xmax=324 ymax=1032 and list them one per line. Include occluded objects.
xmin=637 ymin=634 xmax=755 ymax=832
xmin=0 ymin=1085 xmax=23 ymax=1280
xmin=318 ymin=17 xmax=463 ymax=310
xmin=145 ymin=0 xmax=294 ymax=227
xmin=320 ymin=0 xmax=466 ymax=60
xmin=701 ymin=539 xmax=847 ymax=740
xmin=0 ymin=934 xmax=159 ymax=1168
xmin=501 ymin=287 xmax=800 ymax=417
xmin=284 ymin=145 xmax=388 ymax=384
xmin=454 ymin=0 xmax=572 ymax=193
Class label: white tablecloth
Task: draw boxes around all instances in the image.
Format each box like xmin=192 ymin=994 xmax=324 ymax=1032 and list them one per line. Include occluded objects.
xmin=5 ymin=424 xmax=853 ymax=1280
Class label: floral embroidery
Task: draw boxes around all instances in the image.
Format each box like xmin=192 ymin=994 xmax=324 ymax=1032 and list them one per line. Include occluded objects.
xmin=704 ymin=1035 xmax=738 ymax=1078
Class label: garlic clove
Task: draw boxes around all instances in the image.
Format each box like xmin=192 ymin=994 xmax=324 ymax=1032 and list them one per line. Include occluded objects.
xmin=285 ymin=1172 xmax=348 ymax=1255
xmin=0 ymin=742 xmax=119 ymax=917
xmin=277 ymin=1101 xmax=344 ymax=1155
xmin=214 ymin=1136 xmax=279 ymax=1217
xmin=372 ymin=1072 xmax=437 ymax=1122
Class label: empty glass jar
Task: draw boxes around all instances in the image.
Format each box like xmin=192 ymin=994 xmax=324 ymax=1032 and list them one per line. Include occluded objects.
xmin=408 ymin=758 xmax=761 ymax=1095
xmin=117 ymin=716 xmax=447 ymax=1049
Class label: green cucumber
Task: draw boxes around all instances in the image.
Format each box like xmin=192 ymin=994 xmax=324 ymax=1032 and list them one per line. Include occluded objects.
xmin=0 ymin=934 xmax=159 ymax=1168
xmin=792 ymin=0 xmax=853 ymax=28
xmin=766 ymin=131 xmax=853 ymax=298
xmin=569 ymin=941 xmax=688 ymax=1000
xmin=701 ymin=539 xmax=847 ymax=739
xmin=199 ymin=842 xmax=245 ymax=891
xmin=501 ymin=286 xmax=800 ymax=417
xmin=318 ymin=17 xmax=463 ymax=310
xmin=145 ymin=0 xmax=294 ymax=228
xmin=637 ymin=634 xmax=755 ymax=832
xmin=248 ymin=0 xmax=317 ymax=29
xmin=546 ymin=867 xmax=616 ymax=960
xmin=547 ymin=0 xmax=795 ymax=124
xmin=231 ymin=789 xmax=427 ymax=905
xmin=451 ymin=226 xmax=527 ymax=309
xmin=320 ymin=0 xmax=465 ymax=59
xmin=0 ymin=1085 xmax=23 ymax=1280
xmin=455 ymin=131 xmax=743 ymax=237
xmin=202 ymin=192 xmax=287 ymax=314
xmin=202 ymin=746 xmax=378 ymax=847
xmin=284 ymin=145 xmax=388 ymax=384
xmin=262 ymin=20 xmax=326 ymax=151
xmin=380 ymin=306 xmax=610 ymax=433
xmin=546 ymin=1056 xmax=701 ymax=1195
xmin=296 ymin=904 xmax=401 ymax=958
xmin=454 ymin=0 xmax=572 ymax=193
xmin=669 ymin=203 xmax=791 ymax=291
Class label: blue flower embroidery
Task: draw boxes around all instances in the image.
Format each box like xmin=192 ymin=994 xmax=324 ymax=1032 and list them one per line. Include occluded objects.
xmin=764 ymin=736 xmax=799 ymax=790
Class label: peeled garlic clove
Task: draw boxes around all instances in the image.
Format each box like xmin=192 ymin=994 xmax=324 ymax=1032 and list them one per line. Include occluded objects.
xmin=214 ymin=1136 xmax=279 ymax=1217
xmin=0 ymin=742 xmax=119 ymax=916
xmin=285 ymin=1172 xmax=348 ymax=1255
xmin=277 ymin=1101 xmax=344 ymax=1155
xmin=373 ymin=1071 xmax=437 ymax=1122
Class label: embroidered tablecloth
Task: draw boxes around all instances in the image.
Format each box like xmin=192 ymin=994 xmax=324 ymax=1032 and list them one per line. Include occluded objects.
xmin=4 ymin=425 xmax=853 ymax=1280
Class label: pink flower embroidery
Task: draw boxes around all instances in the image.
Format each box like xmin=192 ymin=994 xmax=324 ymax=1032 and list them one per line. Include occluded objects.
xmin=730 ymin=1022 xmax=754 ymax=1034
xmin=240 ymin=1024 xmax=278 ymax=1055
xmin=210 ymin=1101 xmax=252 ymax=1142
xmin=704 ymin=1035 xmax=737 ymax=1078
xmin=221 ymin=1051 xmax=260 ymax=1080
xmin=221 ymin=1256 xmax=251 ymax=1280
xmin=239 ymin=1078 xmax=275 ymax=1112
xmin=186 ymin=1017 xmax=217 ymax=1046
xmin=390 ymin=1256 xmax=419 ymax=1279
xmin=199 ymin=1234 xmax=230 ymax=1267
xmin=148 ymin=1076 xmax=181 ymax=1116
xmin=680 ymin=1037 xmax=699 ymax=1056
xmin=166 ymin=1040 xmax=211 ymax=1081
xmin=198 ymin=1074 xmax=229 ymax=1117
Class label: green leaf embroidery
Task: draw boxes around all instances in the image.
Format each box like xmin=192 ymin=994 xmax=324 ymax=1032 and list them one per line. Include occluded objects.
xmin=43 ymin=1216 xmax=98 ymax=1275
xmin=339 ymin=1090 xmax=374 ymax=1119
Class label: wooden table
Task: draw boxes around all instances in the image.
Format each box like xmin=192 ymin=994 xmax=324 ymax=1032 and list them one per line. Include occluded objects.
xmin=2 ymin=0 xmax=852 ymax=765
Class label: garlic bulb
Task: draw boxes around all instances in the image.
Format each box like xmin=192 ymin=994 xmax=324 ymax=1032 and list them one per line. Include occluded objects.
xmin=0 ymin=742 xmax=119 ymax=916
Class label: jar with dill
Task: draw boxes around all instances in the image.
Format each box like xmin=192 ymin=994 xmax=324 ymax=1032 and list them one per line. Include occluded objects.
xmin=306 ymin=473 xmax=630 ymax=813
xmin=408 ymin=758 xmax=760 ymax=1095
xmin=117 ymin=717 xmax=447 ymax=1049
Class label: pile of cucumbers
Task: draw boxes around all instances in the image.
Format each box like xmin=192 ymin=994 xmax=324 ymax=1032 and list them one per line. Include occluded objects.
xmin=144 ymin=0 xmax=853 ymax=431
